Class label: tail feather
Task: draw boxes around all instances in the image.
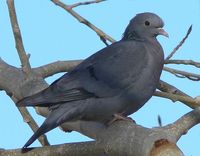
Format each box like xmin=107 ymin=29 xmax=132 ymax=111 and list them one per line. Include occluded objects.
xmin=23 ymin=123 xmax=49 ymax=148
xmin=23 ymin=120 xmax=60 ymax=148
xmin=23 ymin=113 xmax=61 ymax=148
xmin=22 ymin=103 xmax=81 ymax=148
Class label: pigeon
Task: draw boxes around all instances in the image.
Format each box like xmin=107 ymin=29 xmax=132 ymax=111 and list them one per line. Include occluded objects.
xmin=17 ymin=12 xmax=168 ymax=148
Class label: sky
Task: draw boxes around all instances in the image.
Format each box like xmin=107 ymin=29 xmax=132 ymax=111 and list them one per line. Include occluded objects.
xmin=0 ymin=0 xmax=200 ymax=155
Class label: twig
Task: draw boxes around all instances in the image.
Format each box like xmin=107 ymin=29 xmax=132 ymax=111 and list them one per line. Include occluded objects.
xmin=163 ymin=66 xmax=200 ymax=81
xmin=165 ymin=59 xmax=200 ymax=68
xmin=164 ymin=107 xmax=200 ymax=142
xmin=69 ymin=0 xmax=106 ymax=9
xmin=11 ymin=96 xmax=50 ymax=146
xmin=158 ymin=80 xmax=192 ymax=98
xmin=7 ymin=0 xmax=32 ymax=75
xmin=154 ymin=91 xmax=199 ymax=109
xmin=51 ymin=0 xmax=116 ymax=46
xmin=165 ymin=25 xmax=192 ymax=61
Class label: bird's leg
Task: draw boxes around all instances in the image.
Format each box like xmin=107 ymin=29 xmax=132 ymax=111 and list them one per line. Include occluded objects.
xmin=107 ymin=113 xmax=135 ymax=126
xmin=59 ymin=126 xmax=73 ymax=133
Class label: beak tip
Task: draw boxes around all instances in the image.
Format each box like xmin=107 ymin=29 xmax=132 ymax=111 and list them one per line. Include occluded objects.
xmin=158 ymin=28 xmax=169 ymax=38
xmin=165 ymin=34 xmax=169 ymax=38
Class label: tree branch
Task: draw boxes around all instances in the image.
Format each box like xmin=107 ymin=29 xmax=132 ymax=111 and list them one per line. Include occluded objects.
xmin=69 ymin=0 xmax=106 ymax=9
xmin=6 ymin=0 xmax=50 ymax=146
xmin=0 ymin=121 xmax=184 ymax=156
xmin=51 ymin=0 xmax=115 ymax=45
xmin=154 ymin=91 xmax=199 ymax=109
xmin=164 ymin=107 xmax=200 ymax=142
xmin=35 ymin=60 xmax=82 ymax=78
xmin=0 ymin=141 xmax=104 ymax=156
xmin=158 ymin=80 xmax=192 ymax=98
xmin=163 ymin=66 xmax=200 ymax=81
xmin=165 ymin=59 xmax=200 ymax=68
xmin=0 ymin=59 xmax=50 ymax=146
xmin=165 ymin=25 xmax=192 ymax=61
xmin=7 ymin=0 xmax=32 ymax=75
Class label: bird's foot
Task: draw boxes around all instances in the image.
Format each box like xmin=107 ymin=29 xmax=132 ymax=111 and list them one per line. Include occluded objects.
xmin=107 ymin=113 xmax=135 ymax=126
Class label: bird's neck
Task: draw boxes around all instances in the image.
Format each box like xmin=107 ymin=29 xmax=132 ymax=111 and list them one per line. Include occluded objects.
xmin=122 ymin=30 xmax=145 ymax=42
xmin=122 ymin=31 xmax=157 ymax=42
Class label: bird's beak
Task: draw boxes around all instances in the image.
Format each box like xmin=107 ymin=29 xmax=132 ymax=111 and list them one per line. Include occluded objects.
xmin=157 ymin=28 xmax=169 ymax=38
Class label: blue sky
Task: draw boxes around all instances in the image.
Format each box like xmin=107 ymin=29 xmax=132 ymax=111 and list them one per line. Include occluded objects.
xmin=0 ymin=0 xmax=200 ymax=155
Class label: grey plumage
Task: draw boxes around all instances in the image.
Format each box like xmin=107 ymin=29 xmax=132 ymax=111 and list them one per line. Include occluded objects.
xmin=17 ymin=12 xmax=168 ymax=148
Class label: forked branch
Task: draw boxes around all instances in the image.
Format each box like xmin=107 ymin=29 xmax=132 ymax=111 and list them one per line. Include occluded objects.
xmin=51 ymin=0 xmax=115 ymax=45
xmin=7 ymin=0 xmax=32 ymax=75
xmin=165 ymin=25 xmax=192 ymax=61
xmin=6 ymin=0 xmax=50 ymax=147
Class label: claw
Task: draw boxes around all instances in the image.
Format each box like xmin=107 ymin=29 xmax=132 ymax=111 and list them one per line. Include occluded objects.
xmin=107 ymin=113 xmax=135 ymax=126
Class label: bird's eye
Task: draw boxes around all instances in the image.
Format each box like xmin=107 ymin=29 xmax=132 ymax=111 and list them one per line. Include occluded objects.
xmin=145 ymin=21 xmax=150 ymax=26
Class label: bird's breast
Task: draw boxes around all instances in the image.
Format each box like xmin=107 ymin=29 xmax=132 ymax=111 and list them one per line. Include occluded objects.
xmin=119 ymin=45 xmax=164 ymax=115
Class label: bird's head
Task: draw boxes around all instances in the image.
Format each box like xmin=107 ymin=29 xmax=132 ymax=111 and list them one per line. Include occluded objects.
xmin=122 ymin=12 xmax=168 ymax=41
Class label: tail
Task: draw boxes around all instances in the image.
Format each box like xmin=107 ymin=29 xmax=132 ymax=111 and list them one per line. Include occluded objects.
xmin=23 ymin=111 xmax=61 ymax=148
xmin=23 ymin=119 xmax=59 ymax=149
xmin=23 ymin=122 xmax=52 ymax=148
xmin=22 ymin=103 xmax=81 ymax=148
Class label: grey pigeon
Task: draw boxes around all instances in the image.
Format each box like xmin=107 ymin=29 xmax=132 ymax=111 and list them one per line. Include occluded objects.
xmin=17 ymin=12 xmax=168 ymax=148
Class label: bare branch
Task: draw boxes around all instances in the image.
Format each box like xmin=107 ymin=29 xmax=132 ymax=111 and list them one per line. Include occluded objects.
xmin=164 ymin=107 xmax=200 ymax=142
xmin=165 ymin=25 xmax=192 ymax=61
xmin=0 ymin=141 xmax=104 ymax=156
xmin=154 ymin=91 xmax=199 ymax=109
xmin=165 ymin=59 xmax=200 ymax=68
xmin=158 ymin=80 xmax=192 ymax=98
xmin=7 ymin=0 xmax=32 ymax=74
xmin=6 ymin=0 xmax=50 ymax=146
xmin=35 ymin=60 xmax=82 ymax=78
xmin=69 ymin=0 xmax=106 ymax=9
xmin=0 ymin=121 xmax=184 ymax=156
xmin=163 ymin=66 xmax=200 ymax=81
xmin=51 ymin=0 xmax=116 ymax=45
